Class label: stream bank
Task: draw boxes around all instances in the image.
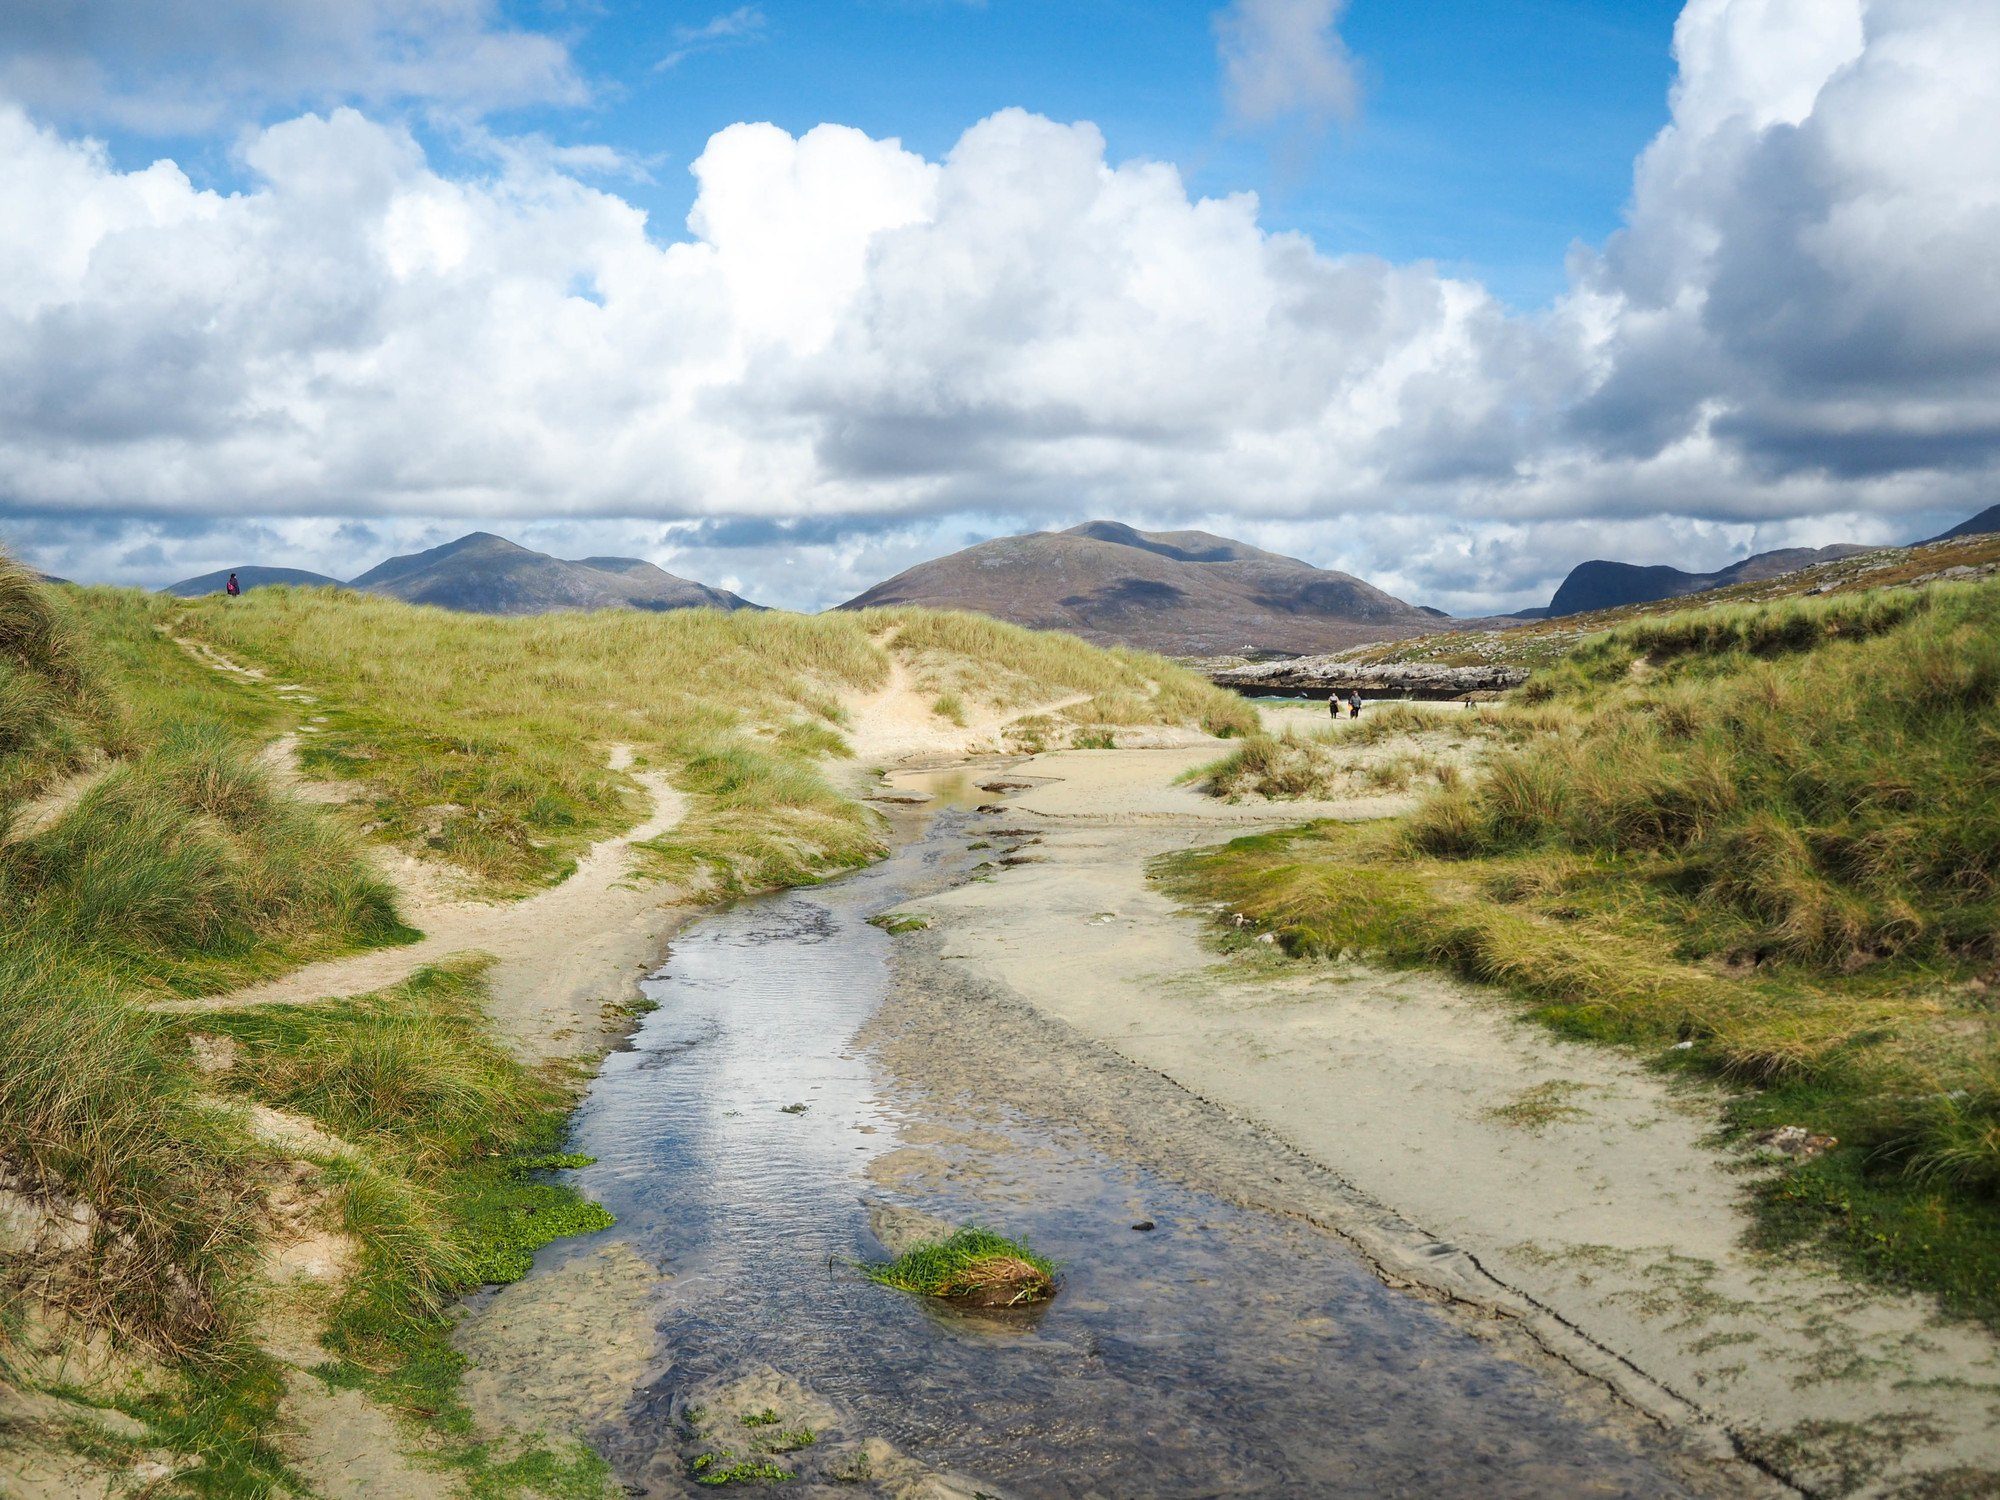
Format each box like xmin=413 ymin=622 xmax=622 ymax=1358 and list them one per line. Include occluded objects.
xmin=453 ymin=772 xmax=1773 ymax=1498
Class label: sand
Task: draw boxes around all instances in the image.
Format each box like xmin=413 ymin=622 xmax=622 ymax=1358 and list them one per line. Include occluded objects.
xmin=150 ymin=741 xmax=692 ymax=1062
xmin=898 ymin=739 xmax=2000 ymax=1498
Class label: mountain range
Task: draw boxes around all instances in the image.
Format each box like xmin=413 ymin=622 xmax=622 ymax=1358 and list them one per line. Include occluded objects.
xmin=1540 ymin=545 xmax=1873 ymax=618
xmin=837 ymin=520 xmax=1448 ymax=657
xmin=1538 ymin=504 xmax=1998 ymax=617
xmin=160 ymin=504 xmax=2000 ymax=648
xmin=166 ymin=533 xmax=760 ymax=616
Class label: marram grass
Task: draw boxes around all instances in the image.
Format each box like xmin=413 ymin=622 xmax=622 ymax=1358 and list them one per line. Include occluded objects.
xmin=1163 ymin=577 xmax=2000 ymax=1326
xmin=863 ymin=1226 xmax=1058 ymax=1307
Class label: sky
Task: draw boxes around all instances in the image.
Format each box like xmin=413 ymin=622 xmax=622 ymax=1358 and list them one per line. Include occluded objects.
xmin=0 ymin=0 xmax=1994 ymax=614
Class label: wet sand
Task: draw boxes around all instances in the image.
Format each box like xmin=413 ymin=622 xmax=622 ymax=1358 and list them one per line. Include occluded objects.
xmin=893 ymin=743 xmax=2000 ymax=1498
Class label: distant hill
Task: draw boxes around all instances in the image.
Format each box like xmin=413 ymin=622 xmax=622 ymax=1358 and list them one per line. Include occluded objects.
xmin=1545 ymin=545 xmax=1870 ymax=618
xmin=163 ymin=565 xmax=342 ymax=597
xmin=348 ymin=532 xmax=761 ymax=616
xmin=837 ymin=519 xmax=1440 ymax=656
xmin=1918 ymin=503 xmax=2000 ymax=546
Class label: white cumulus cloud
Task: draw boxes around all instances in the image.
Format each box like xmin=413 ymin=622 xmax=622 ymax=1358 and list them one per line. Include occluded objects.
xmin=0 ymin=0 xmax=1996 ymax=612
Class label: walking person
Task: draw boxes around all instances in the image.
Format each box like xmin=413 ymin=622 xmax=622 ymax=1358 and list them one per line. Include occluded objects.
xmin=225 ymin=571 xmax=241 ymax=599
xmin=1348 ymin=690 xmax=1362 ymax=719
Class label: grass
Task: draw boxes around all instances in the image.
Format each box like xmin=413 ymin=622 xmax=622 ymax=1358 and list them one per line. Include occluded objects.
xmin=1486 ymin=1081 xmax=1592 ymax=1130
xmin=2 ymin=718 xmax=407 ymax=1370
xmin=172 ymin=960 xmax=618 ymax=1492
xmin=862 ymin=1226 xmax=1058 ymax=1306
xmin=0 ymin=554 xmax=120 ymax=805
xmin=1322 ymin=528 xmax=2000 ymax=672
xmin=135 ymin=590 xmax=1246 ymax=896
xmin=1187 ymin=705 xmax=1510 ymax=801
xmin=1161 ymin=579 xmax=2000 ymax=1325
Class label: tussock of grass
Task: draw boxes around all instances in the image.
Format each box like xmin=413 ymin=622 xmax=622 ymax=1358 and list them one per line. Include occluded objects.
xmin=1163 ymin=579 xmax=2000 ymax=1324
xmin=863 ymin=1227 xmax=1057 ymax=1306
xmin=0 ymin=553 xmax=119 ymax=808
xmin=1193 ymin=725 xmax=1465 ymax=801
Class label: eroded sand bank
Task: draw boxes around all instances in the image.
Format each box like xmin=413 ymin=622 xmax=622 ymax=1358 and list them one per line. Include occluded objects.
xmin=889 ymin=740 xmax=2000 ymax=1498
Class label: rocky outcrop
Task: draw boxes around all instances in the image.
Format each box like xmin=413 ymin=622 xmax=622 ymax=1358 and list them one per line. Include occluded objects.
xmin=1210 ymin=659 xmax=1529 ymax=700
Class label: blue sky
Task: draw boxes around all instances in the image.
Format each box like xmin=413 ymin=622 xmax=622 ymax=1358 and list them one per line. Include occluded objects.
xmin=92 ymin=0 xmax=1686 ymax=310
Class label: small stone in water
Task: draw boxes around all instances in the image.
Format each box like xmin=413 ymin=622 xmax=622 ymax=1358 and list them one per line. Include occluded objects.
xmin=779 ymin=1103 xmax=809 ymax=1114
xmin=1131 ymin=1220 xmax=1156 ymax=1232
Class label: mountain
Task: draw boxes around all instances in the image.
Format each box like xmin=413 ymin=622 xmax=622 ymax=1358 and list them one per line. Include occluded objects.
xmin=163 ymin=565 xmax=342 ymax=597
xmin=837 ymin=519 xmax=1439 ymax=656
xmin=1545 ymin=545 xmax=1871 ymax=618
xmin=1918 ymin=504 xmax=2000 ymax=546
xmin=348 ymin=532 xmax=762 ymax=616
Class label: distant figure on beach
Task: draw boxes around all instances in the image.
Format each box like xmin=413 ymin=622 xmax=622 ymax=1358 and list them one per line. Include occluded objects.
xmin=225 ymin=571 xmax=240 ymax=598
xmin=1328 ymin=693 xmax=1341 ymax=721
xmin=1348 ymin=691 xmax=1363 ymax=719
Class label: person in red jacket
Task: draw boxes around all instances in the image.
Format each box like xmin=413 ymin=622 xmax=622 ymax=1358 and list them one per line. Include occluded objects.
xmin=225 ymin=572 xmax=241 ymax=598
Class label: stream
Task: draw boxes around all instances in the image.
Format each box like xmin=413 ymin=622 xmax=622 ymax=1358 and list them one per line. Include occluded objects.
xmin=539 ymin=779 xmax=1717 ymax=1497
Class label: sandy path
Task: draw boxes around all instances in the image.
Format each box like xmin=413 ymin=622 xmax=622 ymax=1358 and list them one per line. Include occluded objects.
xmin=152 ymin=746 xmax=690 ymax=1062
xmin=3 ymin=758 xmax=111 ymax=842
xmin=905 ymin=742 xmax=2000 ymax=1498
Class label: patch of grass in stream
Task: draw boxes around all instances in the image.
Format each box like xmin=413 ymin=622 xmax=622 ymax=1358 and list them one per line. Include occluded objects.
xmin=168 ymin=959 xmax=619 ymax=1496
xmin=863 ymin=1227 xmax=1058 ymax=1307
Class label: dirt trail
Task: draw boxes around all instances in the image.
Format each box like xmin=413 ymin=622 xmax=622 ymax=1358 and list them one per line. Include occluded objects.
xmin=3 ymin=757 xmax=111 ymax=842
xmin=901 ymin=740 xmax=2000 ymax=1499
xmin=151 ymin=748 xmax=687 ymax=1060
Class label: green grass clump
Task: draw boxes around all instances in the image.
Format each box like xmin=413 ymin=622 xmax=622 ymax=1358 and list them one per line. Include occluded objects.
xmin=1161 ymin=578 xmax=2000 ymax=1325
xmin=0 ymin=553 xmax=119 ymax=806
xmin=863 ymin=1227 xmax=1057 ymax=1306
xmin=691 ymin=1453 xmax=796 ymax=1485
xmin=1405 ymin=583 xmax=2000 ymax=970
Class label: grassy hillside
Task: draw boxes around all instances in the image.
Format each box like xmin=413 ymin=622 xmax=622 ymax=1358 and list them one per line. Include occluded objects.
xmin=1322 ymin=528 xmax=2000 ymax=671
xmin=163 ymin=588 xmax=1250 ymax=894
xmin=1165 ymin=580 xmax=2000 ymax=1321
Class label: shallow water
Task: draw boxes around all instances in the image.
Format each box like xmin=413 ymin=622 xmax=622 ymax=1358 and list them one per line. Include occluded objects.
xmin=549 ymin=795 xmax=1710 ymax=1498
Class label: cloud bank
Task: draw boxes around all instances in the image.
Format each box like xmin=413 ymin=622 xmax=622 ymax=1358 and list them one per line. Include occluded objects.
xmin=0 ymin=0 xmax=1995 ymax=610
